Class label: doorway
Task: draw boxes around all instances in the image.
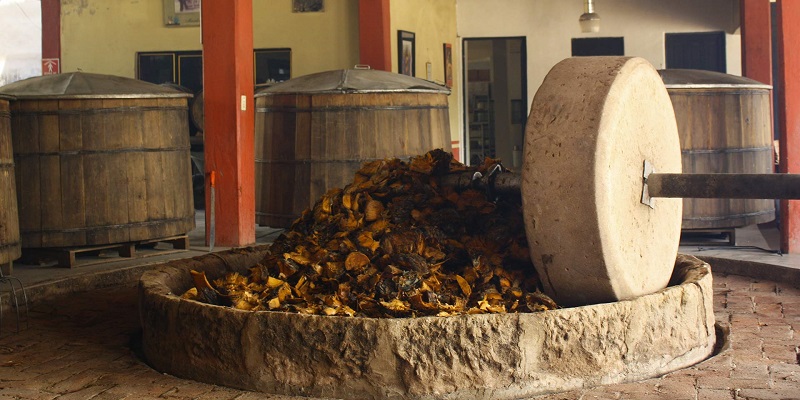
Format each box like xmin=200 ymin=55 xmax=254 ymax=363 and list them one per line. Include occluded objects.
xmin=463 ymin=37 xmax=527 ymax=167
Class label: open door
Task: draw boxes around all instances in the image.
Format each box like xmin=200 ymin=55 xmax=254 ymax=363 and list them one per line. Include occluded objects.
xmin=463 ymin=37 xmax=527 ymax=168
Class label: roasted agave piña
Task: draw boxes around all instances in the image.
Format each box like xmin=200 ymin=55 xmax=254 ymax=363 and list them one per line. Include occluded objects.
xmin=183 ymin=149 xmax=557 ymax=317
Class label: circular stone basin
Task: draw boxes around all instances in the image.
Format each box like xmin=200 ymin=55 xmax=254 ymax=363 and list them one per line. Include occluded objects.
xmin=139 ymin=248 xmax=715 ymax=399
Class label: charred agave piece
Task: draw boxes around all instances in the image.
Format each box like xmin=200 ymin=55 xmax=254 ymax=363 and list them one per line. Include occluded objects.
xmin=390 ymin=253 xmax=429 ymax=274
xmin=188 ymin=270 xmax=229 ymax=306
xmin=525 ymin=291 xmax=559 ymax=312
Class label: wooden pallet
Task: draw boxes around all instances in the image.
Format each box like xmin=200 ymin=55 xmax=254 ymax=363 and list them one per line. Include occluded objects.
xmin=20 ymin=235 xmax=190 ymax=269
xmin=679 ymin=228 xmax=736 ymax=246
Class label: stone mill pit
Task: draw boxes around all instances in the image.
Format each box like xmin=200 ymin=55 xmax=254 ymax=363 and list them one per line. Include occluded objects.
xmin=139 ymin=247 xmax=715 ymax=399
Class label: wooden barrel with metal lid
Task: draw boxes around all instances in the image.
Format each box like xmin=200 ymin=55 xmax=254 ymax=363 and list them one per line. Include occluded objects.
xmin=0 ymin=72 xmax=195 ymax=248
xmin=0 ymin=93 xmax=20 ymax=268
xmin=659 ymin=69 xmax=775 ymax=230
xmin=254 ymin=69 xmax=452 ymax=228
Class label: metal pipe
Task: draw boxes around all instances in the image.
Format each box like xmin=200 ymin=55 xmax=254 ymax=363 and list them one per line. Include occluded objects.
xmin=441 ymin=170 xmax=800 ymax=201
xmin=584 ymin=0 xmax=595 ymax=14
xmin=645 ymin=173 xmax=800 ymax=199
xmin=579 ymin=0 xmax=600 ymax=32
xmin=440 ymin=171 xmax=521 ymax=196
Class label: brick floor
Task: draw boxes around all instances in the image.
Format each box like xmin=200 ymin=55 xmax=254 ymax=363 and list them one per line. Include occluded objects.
xmin=0 ymin=272 xmax=798 ymax=399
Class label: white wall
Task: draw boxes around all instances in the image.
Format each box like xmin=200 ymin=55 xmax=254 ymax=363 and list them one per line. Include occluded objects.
xmin=457 ymin=0 xmax=742 ymax=120
xmin=0 ymin=0 xmax=41 ymax=86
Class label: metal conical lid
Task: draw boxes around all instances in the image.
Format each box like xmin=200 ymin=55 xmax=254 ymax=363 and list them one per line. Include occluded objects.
xmin=255 ymin=69 xmax=450 ymax=96
xmin=0 ymin=72 xmax=193 ymax=99
xmin=658 ymin=69 xmax=771 ymax=89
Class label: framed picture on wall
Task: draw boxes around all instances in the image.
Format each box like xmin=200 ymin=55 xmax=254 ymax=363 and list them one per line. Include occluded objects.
xmin=443 ymin=43 xmax=453 ymax=88
xmin=293 ymin=0 xmax=324 ymax=12
xmin=164 ymin=0 xmax=201 ymax=26
xmin=398 ymin=30 xmax=415 ymax=76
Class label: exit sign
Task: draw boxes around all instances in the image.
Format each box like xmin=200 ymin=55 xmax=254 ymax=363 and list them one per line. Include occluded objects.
xmin=42 ymin=58 xmax=60 ymax=75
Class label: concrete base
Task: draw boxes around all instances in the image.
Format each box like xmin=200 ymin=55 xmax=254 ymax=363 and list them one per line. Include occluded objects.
xmin=139 ymin=249 xmax=715 ymax=399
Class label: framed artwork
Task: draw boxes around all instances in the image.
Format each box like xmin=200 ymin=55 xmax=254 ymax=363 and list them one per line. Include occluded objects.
xmin=293 ymin=0 xmax=324 ymax=12
xmin=398 ymin=30 xmax=415 ymax=76
xmin=164 ymin=0 xmax=201 ymax=26
xmin=443 ymin=43 xmax=453 ymax=88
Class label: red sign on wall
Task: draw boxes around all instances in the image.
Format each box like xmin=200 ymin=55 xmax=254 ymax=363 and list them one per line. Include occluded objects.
xmin=42 ymin=58 xmax=60 ymax=75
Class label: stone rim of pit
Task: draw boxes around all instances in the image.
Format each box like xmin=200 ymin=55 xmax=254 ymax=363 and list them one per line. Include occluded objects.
xmin=139 ymin=248 xmax=715 ymax=400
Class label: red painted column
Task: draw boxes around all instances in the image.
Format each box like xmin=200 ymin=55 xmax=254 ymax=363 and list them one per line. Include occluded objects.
xmin=741 ymin=0 xmax=772 ymax=85
xmin=201 ymin=0 xmax=256 ymax=247
xmin=41 ymin=0 xmax=61 ymax=73
xmin=776 ymin=0 xmax=800 ymax=253
xmin=741 ymin=1 xmax=776 ymax=174
xmin=359 ymin=0 xmax=391 ymax=71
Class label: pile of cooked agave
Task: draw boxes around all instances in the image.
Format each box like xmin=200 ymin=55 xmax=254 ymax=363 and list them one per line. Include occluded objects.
xmin=183 ymin=149 xmax=557 ymax=317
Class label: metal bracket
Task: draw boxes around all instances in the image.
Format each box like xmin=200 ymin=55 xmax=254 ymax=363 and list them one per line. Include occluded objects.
xmin=641 ymin=160 xmax=655 ymax=209
xmin=485 ymin=163 xmax=504 ymax=201
xmin=471 ymin=171 xmax=483 ymax=185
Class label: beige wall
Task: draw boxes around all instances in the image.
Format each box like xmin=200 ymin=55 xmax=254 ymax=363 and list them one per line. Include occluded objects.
xmin=59 ymin=0 xmax=462 ymax=155
xmin=252 ymin=1 xmax=359 ymax=77
xmin=390 ymin=0 xmax=460 ymax=159
xmin=60 ymin=0 xmax=359 ymax=79
xmin=456 ymin=0 xmax=743 ymax=154
xmin=61 ymin=0 xmax=201 ymax=77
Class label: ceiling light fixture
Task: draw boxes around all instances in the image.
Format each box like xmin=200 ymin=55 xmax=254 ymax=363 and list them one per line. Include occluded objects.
xmin=579 ymin=0 xmax=601 ymax=33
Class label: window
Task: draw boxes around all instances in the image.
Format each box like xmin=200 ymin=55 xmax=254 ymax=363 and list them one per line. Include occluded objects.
xmin=571 ymin=37 xmax=624 ymax=56
xmin=254 ymin=49 xmax=291 ymax=84
xmin=137 ymin=48 xmax=292 ymax=93
xmin=665 ymin=32 xmax=726 ymax=73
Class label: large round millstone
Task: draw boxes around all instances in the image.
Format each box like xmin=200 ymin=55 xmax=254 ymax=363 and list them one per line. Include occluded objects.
xmin=522 ymin=56 xmax=683 ymax=307
xmin=139 ymin=248 xmax=715 ymax=399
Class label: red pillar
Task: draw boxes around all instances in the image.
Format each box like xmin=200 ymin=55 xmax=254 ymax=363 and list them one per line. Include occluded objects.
xmin=201 ymin=0 xmax=256 ymax=247
xmin=741 ymin=1 xmax=776 ymax=177
xmin=359 ymin=0 xmax=391 ymax=71
xmin=776 ymin=0 xmax=800 ymax=253
xmin=41 ymin=0 xmax=61 ymax=72
xmin=741 ymin=0 xmax=772 ymax=85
